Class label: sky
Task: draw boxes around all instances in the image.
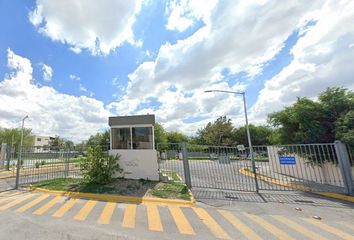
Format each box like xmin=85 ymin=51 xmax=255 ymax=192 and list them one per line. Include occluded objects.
xmin=0 ymin=0 xmax=354 ymax=143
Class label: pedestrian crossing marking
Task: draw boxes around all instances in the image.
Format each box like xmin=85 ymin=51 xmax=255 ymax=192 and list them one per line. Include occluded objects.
xmin=16 ymin=194 xmax=50 ymax=213
xmin=168 ymin=206 xmax=195 ymax=235
xmin=97 ymin=202 xmax=116 ymax=225
xmin=271 ymin=215 xmax=327 ymax=240
xmin=122 ymin=204 xmax=136 ymax=229
xmin=73 ymin=200 xmax=97 ymax=221
xmin=0 ymin=192 xmax=21 ymax=204
xmin=193 ymin=207 xmax=231 ymax=240
xmin=304 ymin=218 xmax=354 ymax=240
xmin=1 ymin=191 xmax=353 ymax=240
xmin=52 ymin=198 xmax=78 ymax=218
xmin=243 ymin=212 xmax=295 ymax=240
xmin=146 ymin=203 xmax=163 ymax=232
xmin=0 ymin=194 xmax=34 ymax=210
xmin=218 ymin=209 xmax=262 ymax=240
xmin=33 ymin=196 xmax=62 ymax=215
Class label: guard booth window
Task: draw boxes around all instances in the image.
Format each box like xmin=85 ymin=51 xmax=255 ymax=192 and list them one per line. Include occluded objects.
xmin=132 ymin=127 xmax=153 ymax=149
xmin=111 ymin=127 xmax=153 ymax=149
xmin=112 ymin=128 xmax=131 ymax=149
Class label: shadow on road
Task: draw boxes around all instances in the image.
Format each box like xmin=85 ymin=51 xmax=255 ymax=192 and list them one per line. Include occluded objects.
xmin=192 ymin=188 xmax=354 ymax=208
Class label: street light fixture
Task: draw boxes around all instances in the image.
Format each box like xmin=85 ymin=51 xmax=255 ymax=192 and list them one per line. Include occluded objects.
xmin=15 ymin=115 xmax=28 ymax=189
xmin=204 ymin=89 xmax=259 ymax=192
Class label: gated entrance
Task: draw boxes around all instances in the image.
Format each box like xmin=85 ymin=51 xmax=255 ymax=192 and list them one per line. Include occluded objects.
xmin=157 ymin=141 xmax=354 ymax=196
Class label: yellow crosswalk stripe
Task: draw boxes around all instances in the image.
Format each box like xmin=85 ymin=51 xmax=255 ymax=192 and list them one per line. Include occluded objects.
xmin=97 ymin=202 xmax=116 ymax=225
xmin=168 ymin=206 xmax=195 ymax=235
xmin=33 ymin=196 xmax=62 ymax=215
xmin=271 ymin=215 xmax=327 ymax=240
xmin=304 ymin=218 xmax=354 ymax=240
xmin=146 ymin=203 xmax=163 ymax=232
xmin=122 ymin=204 xmax=136 ymax=229
xmin=243 ymin=213 xmax=295 ymax=240
xmin=218 ymin=210 xmax=262 ymax=240
xmin=52 ymin=198 xmax=78 ymax=218
xmin=0 ymin=194 xmax=34 ymax=210
xmin=0 ymin=192 xmax=21 ymax=204
xmin=73 ymin=200 xmax=97 ymax=221
xmin=16 ymin=194 xmax=50 ymax=213
xmin=193 ymin=207 xmax=231 ymax=240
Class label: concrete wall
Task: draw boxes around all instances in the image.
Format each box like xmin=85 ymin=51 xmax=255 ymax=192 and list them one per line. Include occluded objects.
xmin=267 ymin=146 xmax=347 ymax=187
xmin=109 ymin=149 xmax=159 ymax=181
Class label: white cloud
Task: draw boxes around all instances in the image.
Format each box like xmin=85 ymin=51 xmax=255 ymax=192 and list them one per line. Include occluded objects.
xmin=79 ymin=84 xmax=87 ymax=92
xmin=109 ymin=0 xmax=325 ymax=134
xmin=42 ymin=63 xmax=53 ymax=81
xmin=69 ymin=74 xmax=80 ymax=81
xmin=165 ymin=0 xmax=217 ymax=32
xmin=251 ymin=0 xmax=354 ymax=122
xmin=29 ymin=0 xmax=143 ymax=55
xmin=0 ymin=49 xmax=109 ymax=142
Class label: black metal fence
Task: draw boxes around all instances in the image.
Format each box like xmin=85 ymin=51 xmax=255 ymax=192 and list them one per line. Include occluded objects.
xmin=16 ymin=146 xmax=81 ymax=186
xmin=157 ymin=141 xmax=354 ymax=195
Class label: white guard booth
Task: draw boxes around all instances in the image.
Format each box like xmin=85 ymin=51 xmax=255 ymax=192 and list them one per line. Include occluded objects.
xmin=108 ymin=114 xmax=159 ymax=181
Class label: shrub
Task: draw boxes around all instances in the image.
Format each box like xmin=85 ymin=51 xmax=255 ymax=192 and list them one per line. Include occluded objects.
xmin=79 ymin=146 xmax=122 ymax=184
xmin=35 ymin=162 xmax=41 ymax=168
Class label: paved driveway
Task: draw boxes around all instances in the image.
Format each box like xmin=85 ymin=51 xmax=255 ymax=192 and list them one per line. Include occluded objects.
xmin=160 ymin=160 xmax=284 ymax=192
xmin=0 ymin=190 xmax=353 ymax=239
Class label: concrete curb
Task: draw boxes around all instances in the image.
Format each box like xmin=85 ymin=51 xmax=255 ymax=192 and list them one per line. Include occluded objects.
xmin=239 ymin=167 xmax=354 ymax=204
xmin=29 ymin=187 xmax=196 ymax=207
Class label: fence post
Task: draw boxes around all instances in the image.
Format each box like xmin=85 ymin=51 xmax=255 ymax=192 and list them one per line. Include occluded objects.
xmin=181 ymin=142 xmax=192 ymax=189
xmin=6 ymin=144 xmax=11 ymax=171
xmin=15 ymin=144 xmax=22 ymax=189
xmin=0 ymin=143 xmax=7 ymax=169
xmin=64 ymin=148 xmax=70 ymax=178
xmin=334 ymin=141 xmax=354 ymax=196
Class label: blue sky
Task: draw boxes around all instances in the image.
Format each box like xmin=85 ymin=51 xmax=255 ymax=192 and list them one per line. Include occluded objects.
xmin=0 ymin=0 xmax=353 ymax=142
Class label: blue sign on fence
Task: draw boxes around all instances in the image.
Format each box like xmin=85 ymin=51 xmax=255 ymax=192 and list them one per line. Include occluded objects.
xmin=279 ymin=156 xmax=296 ymax=165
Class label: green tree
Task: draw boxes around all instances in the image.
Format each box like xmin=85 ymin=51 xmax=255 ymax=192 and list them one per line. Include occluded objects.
xmin=232 ymin=124 xmax=274 ymax=146
xmin=268 ymin=87 xmax=354 ymax=144
xmin=86 ymin=130 xmax=110 ymax=148
xmin=154 ymin=122 xmax=167 ymax=145
xmin=50 ymin=136 xmax=74 ymax=150
xmin=166 ymin=131 xmax=189 ymax=143
xmin=336 ymin=110 xmax=354 ymax=147
xmin=0 ymin=128 xmax=34 ymax=149
xmin=196 ymin=116 xmax=233 ymax=145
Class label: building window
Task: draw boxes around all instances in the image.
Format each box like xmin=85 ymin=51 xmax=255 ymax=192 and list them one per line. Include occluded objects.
xmin=111 ymin=126 xmax=153 ymax=150
xmin=132 ymin=127 xmax=153 ymax=149
xmin=37 ymin=138 xmax=41 ymax=141
xmin=112 ymin=128 xmax=131 ymax=149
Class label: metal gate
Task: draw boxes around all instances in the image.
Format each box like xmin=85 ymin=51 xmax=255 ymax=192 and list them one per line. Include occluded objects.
xmin=157 ymin=141 xmax=354 ymax=195
xmin=0 ymin=144 xmax=80 ymax=192
xmin=158 ymin=143 xmax=259 ymax=192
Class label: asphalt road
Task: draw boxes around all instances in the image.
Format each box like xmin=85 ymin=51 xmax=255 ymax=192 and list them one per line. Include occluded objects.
xmin=159 ymin=159 xmax=288 ymax=192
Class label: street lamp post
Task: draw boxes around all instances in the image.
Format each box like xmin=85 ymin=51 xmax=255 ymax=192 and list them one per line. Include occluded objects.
xmin=204 ymin=90 xmax=259 ymax=192
xmin=15 ymin=115 xmax=28 ymax=189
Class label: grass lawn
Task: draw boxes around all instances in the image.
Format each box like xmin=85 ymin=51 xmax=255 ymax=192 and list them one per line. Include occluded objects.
xmin=150 ymin=182 xmax=190 ymax=201
xmin=31 ymin=177 xmax=191 ymax=201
